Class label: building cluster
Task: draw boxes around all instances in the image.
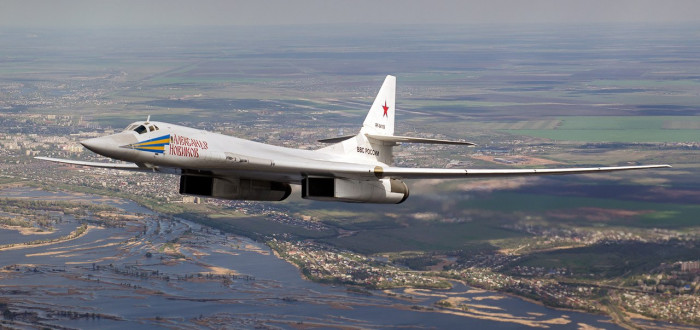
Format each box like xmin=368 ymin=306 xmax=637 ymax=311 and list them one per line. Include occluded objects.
xmin=504 ymin=222 xmax=700 ymax=254
xmin=614 ymin=291 xmax=700 ymax=323
xmin=0 ymin=74 xmax=124 ymax=112
xmin=446 ymin=267 xmax=602 ymax=312
xmin=627 ymin=265 xmax=700 ymax=294
xmin=270 ymin=240 xmax=449 ymax=289
xmin=445 ymin=255 xmax=700 ymax=323
xmin=681 ymin=261 xmax=700 ymax=272
xmin=213 ymin=200 xmax=329 ymax=231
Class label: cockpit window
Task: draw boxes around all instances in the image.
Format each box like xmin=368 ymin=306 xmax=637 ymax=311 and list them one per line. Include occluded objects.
xmin=126 ymin=122 xmax=159 ymax=134
xmin=134 ymin=125 xmax=148 ymax=134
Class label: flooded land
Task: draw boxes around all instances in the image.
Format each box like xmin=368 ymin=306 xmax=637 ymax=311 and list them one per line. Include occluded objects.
xmin=0 ymin=187 xmax=624 ymax=329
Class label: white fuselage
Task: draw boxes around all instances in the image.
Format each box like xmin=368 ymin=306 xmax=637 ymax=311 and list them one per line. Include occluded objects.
xmin=82 ymin=121 xmax=381 ymax=183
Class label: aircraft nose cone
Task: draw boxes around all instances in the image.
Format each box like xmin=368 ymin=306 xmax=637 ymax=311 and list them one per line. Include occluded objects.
xmin=81 ymin=137 xmax=110 ymax=155
xmin=81 ymin=133 xmax=139 ymax=160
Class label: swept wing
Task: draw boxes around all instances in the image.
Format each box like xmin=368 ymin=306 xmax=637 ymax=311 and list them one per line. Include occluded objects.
xmin=372 ymin=164 xmax=671 ymax=179
xmin=35 ymin=157 xmax=142 ymax=170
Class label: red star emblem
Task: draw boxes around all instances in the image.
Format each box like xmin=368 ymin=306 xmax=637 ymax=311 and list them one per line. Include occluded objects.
xmin=382 ymin=101 xmax=389 ymax=117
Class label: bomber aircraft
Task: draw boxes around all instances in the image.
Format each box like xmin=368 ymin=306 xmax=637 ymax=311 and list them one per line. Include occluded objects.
xmin=38 ymin=75 xmax=670 ymax=203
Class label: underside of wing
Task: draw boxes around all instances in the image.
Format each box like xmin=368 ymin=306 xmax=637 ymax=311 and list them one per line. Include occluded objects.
xmin=35 ymin=157 xmax=143 ymax=171
xmin=375 ymin=164 xmax=672 ymax=179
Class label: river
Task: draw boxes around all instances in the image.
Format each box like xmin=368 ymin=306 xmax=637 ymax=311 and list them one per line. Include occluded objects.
xmin=0 ymin=187 xmax=625 ymax=329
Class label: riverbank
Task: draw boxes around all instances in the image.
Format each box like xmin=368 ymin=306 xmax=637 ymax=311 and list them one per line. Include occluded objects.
xmin=0 ymin=185 xmax=628 ymax=329
xmin=4 ymin=183 xmax=686 ymax=328
xmin=0 ymin=224 xmax=89 ymax=251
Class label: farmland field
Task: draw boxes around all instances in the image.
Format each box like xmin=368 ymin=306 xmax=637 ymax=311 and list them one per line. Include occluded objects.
xmin=505 ymin=116 xmax=700 ymax=142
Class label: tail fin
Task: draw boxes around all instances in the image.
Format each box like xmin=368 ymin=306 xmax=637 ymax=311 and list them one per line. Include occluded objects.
xmin=362 ymin=75 xmax=395 ymax=136
xmin=319 ymin=75 xmax=397 ymax=165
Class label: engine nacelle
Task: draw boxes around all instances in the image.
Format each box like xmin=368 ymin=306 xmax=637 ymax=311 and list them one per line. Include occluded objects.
xmin=302 ymin=177 xmax=409 ymax=204
xmin=179 ymin=175 xmax=291 ymax=201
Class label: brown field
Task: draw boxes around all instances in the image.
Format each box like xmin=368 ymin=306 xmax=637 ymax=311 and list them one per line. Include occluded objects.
xmin=470 ymin=155 xmax=562 ymax=166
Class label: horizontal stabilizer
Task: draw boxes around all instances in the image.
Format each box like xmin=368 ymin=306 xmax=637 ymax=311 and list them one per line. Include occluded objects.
xmin=365 ymin=134 xmax=476 ymax=145
xmin=317 ymin=135 xmax=357 ymax=144
xmin=318 ymin=134 xmax=476 ymax=145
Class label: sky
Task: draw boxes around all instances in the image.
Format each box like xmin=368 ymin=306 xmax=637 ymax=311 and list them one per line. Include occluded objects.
xmin=1 ymin=0 xmax=699 ymax=27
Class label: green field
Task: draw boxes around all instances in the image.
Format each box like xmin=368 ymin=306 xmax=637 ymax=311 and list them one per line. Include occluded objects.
xmin=320 ymin=221 xmax=524 ymax=254
xmin=461 ymin=191 xmax=700 ymax=229
xmin=504 ymin=116 xmax=700 ymax=142
xmin=507 ymin=241 xmax=700 ymax=279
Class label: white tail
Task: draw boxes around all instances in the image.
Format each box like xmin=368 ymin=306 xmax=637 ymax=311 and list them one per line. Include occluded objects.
xmin=362 ymin=75 xmax=395 ymax=136
xmin=319 ymin=75 xmax=397 ymax=165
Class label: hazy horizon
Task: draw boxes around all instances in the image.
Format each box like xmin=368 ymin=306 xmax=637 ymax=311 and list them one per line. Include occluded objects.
xmin=2 ymin=0 xmax=699 ymax=28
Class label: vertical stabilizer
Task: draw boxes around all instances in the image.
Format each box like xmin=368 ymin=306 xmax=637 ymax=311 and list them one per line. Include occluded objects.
xmin=319 ymin=75 xmax=397 ymax=165
xmin=362 ymin=75 xmax=395 ymax=136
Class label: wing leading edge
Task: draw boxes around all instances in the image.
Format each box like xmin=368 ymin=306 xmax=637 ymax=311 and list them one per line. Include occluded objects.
xmin=373 ymin=164 xmax=672 ymax=179
xmin=35 ymin=157 xmax=143 ymax=170
xmin=36 ymin=156 xmax=671 ymax=181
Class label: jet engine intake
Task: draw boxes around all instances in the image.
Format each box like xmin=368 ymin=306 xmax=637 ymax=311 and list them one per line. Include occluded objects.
xmin=302 ymin=177 xmax=409 ymax=204
xmin=180 ymin=175 xmax=291 ymax=201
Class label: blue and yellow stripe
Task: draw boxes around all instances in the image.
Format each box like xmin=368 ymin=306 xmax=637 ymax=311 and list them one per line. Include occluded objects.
xmin=126 ymin=134 xmax=170 ymax=154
